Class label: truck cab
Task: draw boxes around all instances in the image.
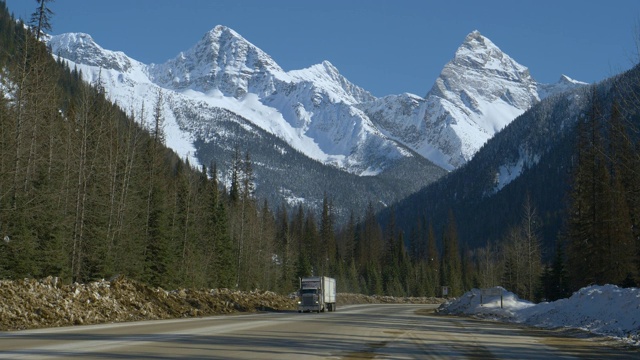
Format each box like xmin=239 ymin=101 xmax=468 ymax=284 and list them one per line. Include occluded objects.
xmin=297 ymin=276 xmax=336 ymax=313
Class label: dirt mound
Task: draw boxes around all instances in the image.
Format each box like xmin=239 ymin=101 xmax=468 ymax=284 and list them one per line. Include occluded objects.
xmin=0 ymin=276 xmax=296 ymax=331
xmin=338 ymin=293 xmax=445 ymax=305
xmin=0 ymin=277 xmax=446 ymax=331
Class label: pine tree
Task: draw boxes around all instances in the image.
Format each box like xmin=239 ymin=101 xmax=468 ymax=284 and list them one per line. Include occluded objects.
xmin=337 ymin=210 xmax=356 ymax=263
xmin=214 ymin=199 xmax=234 ymax=288
xmin=441 ymin=210 xmax=462 ymax=296
xmin=30 ymin=0 xmax=55 ymax=41
xmin=397 ymin=232 xmax=413 ymax=295
xmin=229 ymin=147 xmax=241 ymax=204
xmin=152 ymin=89 xmax=165 ymax=145
xmin=143 ymin=177 xmax=171 ymax=287
xmin=275 ymin=202 xmax=295 ymax=293
xmin=521 ymin=194 xmax=542 ymax=301
xmin=241 ymin=151 xmax=255 ymax=200
xmin=360 ymin=202 xmax=383 ymax=267
xmin=566 ymin=93 xmax=604 ymax=289
xmin=365 ymin=261 xmax=383 ymax=295
xmin=141 ymin=92 xmax=172 ymax=287
xmin=425 ymin=222 xmax=440 ymax=296
xmin=320 ymin=193 xmax=336 ymax=275
xmin=540 ymin=238 xmax=570 ymax=301
xmin=564 ymin=91 xmax=637 ymax=289
xmin=607 ymin=100 xmax=639 ymax=285
xmin=408 ymin=215 xmax=426 ymax=261
xmin=426 ymin=222 xmax=439 ymax=272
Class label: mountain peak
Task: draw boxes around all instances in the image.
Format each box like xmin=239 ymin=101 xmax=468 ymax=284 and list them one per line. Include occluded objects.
xmin=453 ymin=30 xmax=526 ymax=73
xmin=54 ymin=32 xmax=95 ymax=46
xmin=434 ymin=31 xmax=534 ymax=94
xmin=537 ymin=74 xmax=588 ymax=99
xmin=463 ymin=30 xmax=486 ymax=44
xmin=558 ymin=74 xmax=587 ymax=85
xmin=48 ymin=32 xmax=134 ymax=72
xmin=211 ymin=24 xmax=232 ymax=34
xmin=321 ymin=60 xmax=338 ymax=72
xmin=150 ymin=24 xmax=285 ymax=96
xmin=197 ymin=24 xmax=250 ymax=55
xmin=423 ymin=30 xmax=541 ymax=168
xmin=206 ymin=25 xmax=243 ymax=43
xmin=287 ymin=60 xmax=374 ymax=104
xmin=461 ymin=30 xmax=493 ymax=50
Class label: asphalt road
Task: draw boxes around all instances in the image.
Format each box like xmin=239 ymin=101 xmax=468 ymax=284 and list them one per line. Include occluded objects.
xmin=0 ymin=304 xmax=637 ymax=359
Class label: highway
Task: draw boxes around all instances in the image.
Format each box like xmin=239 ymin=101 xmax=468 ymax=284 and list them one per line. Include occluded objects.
xmin=0 ymin=304 xmax=637 ymax=359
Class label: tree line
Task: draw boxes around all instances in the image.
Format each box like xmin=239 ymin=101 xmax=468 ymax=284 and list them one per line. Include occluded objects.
xmin=563 ymin=88 xmax=640 ymax=292
xmin=1 ymin=1 xmax=638 ymax=302
xmin=0 ymin=2 xmax=517 ymax=298
xmin=0 ymin=3 xmax=438 ymax=296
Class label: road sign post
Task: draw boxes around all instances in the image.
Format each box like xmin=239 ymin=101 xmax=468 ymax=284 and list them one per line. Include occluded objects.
xmin=480 ymin=288 xmax=503 ymax=308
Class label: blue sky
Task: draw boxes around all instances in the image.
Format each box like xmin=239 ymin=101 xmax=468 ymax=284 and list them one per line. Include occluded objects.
xmin=6 ymin=0 xmax=640 ymax=97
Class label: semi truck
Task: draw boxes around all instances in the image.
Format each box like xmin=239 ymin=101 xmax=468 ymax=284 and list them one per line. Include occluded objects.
xmin=297 ymin=276 xmax=336 ymax=313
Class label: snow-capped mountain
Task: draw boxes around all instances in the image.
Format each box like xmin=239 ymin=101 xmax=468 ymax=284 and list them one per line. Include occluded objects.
xmin=45 ymin=26 xmax=585 ymax=215
xmin=46 ymin=27 xmax=445 ymax=217
xmin=361 ymin=30 xmax=586 ymax=170
xmin=146 ymin=26 xmax=406 ymax=176
xmin=537 ymin=74 xmax=588 ymax=99
xmin=149 ymin=26 xmax=287 ymax=99
xmin=52 ymin=26 xmax=414 ymax=177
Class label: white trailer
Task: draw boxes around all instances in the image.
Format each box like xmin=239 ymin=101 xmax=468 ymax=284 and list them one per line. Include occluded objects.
xmin=297 ymin=276 xmax=336 ymax=313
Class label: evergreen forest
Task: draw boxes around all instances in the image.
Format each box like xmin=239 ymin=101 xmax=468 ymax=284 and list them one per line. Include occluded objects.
xmin=1 ymin=1 xmax=639 ymax=303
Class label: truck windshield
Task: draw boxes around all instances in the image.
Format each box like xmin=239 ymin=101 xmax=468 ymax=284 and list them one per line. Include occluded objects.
xmin=300 ymin=289 xmax=318 ymax=295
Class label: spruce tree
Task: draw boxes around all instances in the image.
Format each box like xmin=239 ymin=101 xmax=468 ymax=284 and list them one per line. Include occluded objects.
xmin=566 ymin=93 xmax=604 ymax=289
xmin=214 ymin=200 xmax=234 ymax=288
xmin=229 ymin=147 xmax=241 ymax=204
xmin=320 ymin=194 xmax=336 ymax=274
xmin=441 ymin=210 xmax=462 ymax=296
xmin=608 ymin=100 xmax=639 ymax=285
xmin=30 ymin=0 xmax=54 ymax=40
xmin=426 ymin=223 xmax=439 ymax=274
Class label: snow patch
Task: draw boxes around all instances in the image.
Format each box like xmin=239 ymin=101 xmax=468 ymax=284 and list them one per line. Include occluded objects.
xmin=438 ymin=285 xmax=640 ymax=346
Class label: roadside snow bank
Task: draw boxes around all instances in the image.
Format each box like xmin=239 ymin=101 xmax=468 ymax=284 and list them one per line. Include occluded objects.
xmin=437 ymin=285 xmax=640 ymax=346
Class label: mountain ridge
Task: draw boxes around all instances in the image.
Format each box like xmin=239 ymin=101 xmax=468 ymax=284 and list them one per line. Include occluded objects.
xmin=45 ymin=26 xmax=586 ymax=218
xmin=47 ymin=26 xmax=585 ymax=173
xmin=412 ymin=30 xmax=586 ymax=169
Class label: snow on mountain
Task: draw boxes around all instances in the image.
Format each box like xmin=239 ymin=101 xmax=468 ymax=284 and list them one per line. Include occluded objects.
xmin=358 ymin=93 xmax=450 ymax=168
xmin=287 ymin=61 xmax=375 ymax=104
xmin=47 ymin=27 xmax=586 ymax=183
xmin=49 ymin=32 xmax=136 ymax=73
xmin=361 ymin=31 xmax=586 ymax=171
xmin=262 ymin=61 xmax=403 ymax=175
xmin=49 ymin=25 xmax=411 ymax=176
xmin=537 ymin=74 xmax=589 ymax=99
xmin=47 ymin=33 xmax=201 ymax=166
xmin=149 ymin=25 xmax=289 ymax=98
xmin=422 ymin=31 xmax=537 ymax=169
